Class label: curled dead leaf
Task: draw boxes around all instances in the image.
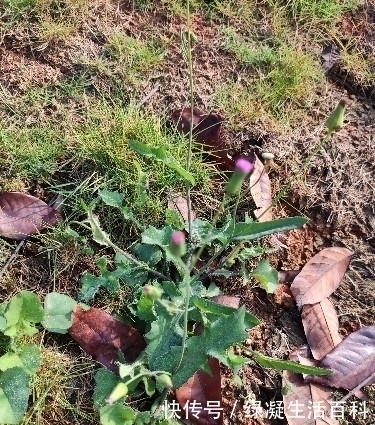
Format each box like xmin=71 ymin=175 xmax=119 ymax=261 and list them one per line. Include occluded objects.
xmin=283 ymin=346 xmax=338 ymax=425
xmin=301 ymin=299 xmax=342 ymax=360
xmin=312 ymin=325 xmax=375 ymax=391
xmin=249 ymin=155 xmax=272 ymax=222
xmin=68 ymin=306 xmax=145 ymax=372
xmin=0 ymin=192 xmax=62 ymax=240
xmin=290 ymin=247 xmax=353 ymax=309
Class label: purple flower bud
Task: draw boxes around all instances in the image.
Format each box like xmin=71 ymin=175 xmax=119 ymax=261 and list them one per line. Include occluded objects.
xmin=225 ymin=158 xmax=254 ymax=197
xmin=235 ymin=158 xmax=253 ymax=174
xmin=170 ymin=231 xmax=186 ymax=257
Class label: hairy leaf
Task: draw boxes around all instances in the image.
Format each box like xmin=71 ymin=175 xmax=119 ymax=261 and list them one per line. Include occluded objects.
xmin=3 ymin=291 xmax=44 ymax=337
xmin=0 ymin=344 xmax=40 ymax=375
xmin=98 ymin=190 xmax=125 ymax=208
xmin=69 ymin=306 xmax=145 ymax=372
xmin=249 ymin=155 xmax=272 ymax=221
xmin=172 ymin=307 xmax=248 ymax=388
xmin=301 ymin=299 xmax=342 ymax=360
xmin=93 ymin=369 xmax=120 ymax=408
xmin=290 ymin=247 xmax=353 ymax=309
xmin=0 ymin=192 xmax=61 ymax=240
xmin=42 ymin=292 xmax=77 ymax=333
xmin=0 ymin=367 xmax=30 ymax=424
xmin=100 ymin=404 xmax=136 ymax=425
xmin=192 ymin=297 xmax=259 ymax=329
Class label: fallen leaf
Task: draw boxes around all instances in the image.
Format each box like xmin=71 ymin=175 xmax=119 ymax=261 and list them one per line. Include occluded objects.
xmin=69 ymin=306 xmax=145 ymax=372
xmin=174 ymin=297 xmax=240 ymax=425
xmin=290 ymin=247 xmax=353 ymax=309
xmin=321 ymin=44 xmax=340 ymax=73
xmin=249 ymin=155 xmax=272 ymax=222
xmin=170 ymin=107 xmax=233 ymax=169
xmin=313 ymin=325 xmax=375 ymax=391
xmin=301 ymin=299 xmax=342 ymax=360
xmin=283 ymin=347 xmax=338 ymax=425
xmin=0 ymin=192 xmax=62 ymax=240
xmin=175 ymin=357 xmax=222 ymax=425
xmin=168 ymin=195 xmax=196 ymax=222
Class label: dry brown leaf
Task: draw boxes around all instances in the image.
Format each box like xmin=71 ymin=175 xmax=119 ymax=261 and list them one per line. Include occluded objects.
xmin=301 ymin=299 xmax=342 ymax=360
xmin=170 ymin=107 xmax=233 ymax=169
xmin=290 ymin=247 xmax=353 ymax=309
xmin=68 ymin=306 xmax=145 ymax=372
xmin=0 ymin=192 xmax=62 ymax=240
xmin=168 ymin=195 xmax=196 ymax=222
xmin=249 ymin=155 xmax=272 ymax=222
xmin=175 ymin=357 xmax=222 ymax=425
xmin=312 ymin=325 xmax=375 ymax=391
xmin=283 ymin=347 xmax=338 ymax=425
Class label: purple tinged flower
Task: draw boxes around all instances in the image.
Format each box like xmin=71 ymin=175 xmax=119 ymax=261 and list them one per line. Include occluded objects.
xmin=225 ymin=158 xmax=254 ymax=197
xmin=170 ymin=230 xmax=186 ymax=257
xmin=235 ymin=158 xmax=254 ymax=174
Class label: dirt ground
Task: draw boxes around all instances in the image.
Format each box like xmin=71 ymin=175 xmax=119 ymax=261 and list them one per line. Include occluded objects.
xmin=0 ymin=1 xmax=374 ymax=424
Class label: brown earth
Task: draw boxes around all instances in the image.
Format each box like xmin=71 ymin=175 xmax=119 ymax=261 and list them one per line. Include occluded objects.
xmin=0 ymin=1 xmax=374 ymax=425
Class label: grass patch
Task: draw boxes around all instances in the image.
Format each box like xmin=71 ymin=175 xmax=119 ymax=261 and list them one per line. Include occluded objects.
xmin=22 ymin=346 xmax=96 ymax=425
xmin=216 ymin=27 xmax=323 ymax=127
xmin=271 ymin=0 xmax=359 ymax=23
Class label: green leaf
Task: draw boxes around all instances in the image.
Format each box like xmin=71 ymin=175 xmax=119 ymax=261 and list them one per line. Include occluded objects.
xmin=93 ymin=369 xmax=119 ymax=408
xmin=0 ymin=367 xmax=30 ymax=424
xmin=142 ymin=375 xmax=156 ymax=396
xmin=86 ymin=210 xmax=111 ymax=246
xmin=193 ymin=297 xmax=259 ymax=329
xmin=130 ymin=243 xmax=162 ymax=267
xmin=0 ymin=345 xmax=40 ymax=375
xmin=253 ymin=351 xmax=332 ymax=375
xmin=231 ymin=217 xmax=307 ymax=241
xmin=172 ymin=307 xmax=248 ymax=388
xmin=4 ymin=291 xmax=44 ymax=337
xmin=238 ymin=246 xmax=267 ymax=261
xmin=114 ymin=254 xmax=148 ymax=286
xmin=79 ymin=257 xmax=121 ymax=302
xmin=145 ymin=306 xmax=183 ymax=372
xmin=190 ymin=218 xmax=229 ymax=245
xmin=166 ymin=161 xmax=195 ymax=185
xmin=128 ymin=139 xmax=154 ymax=157
xmin=141 ymin=226 xmax=184 ymax=273
xmin=98 ymin=190 xmax=125 ymax=208
xmin=133 ymin=161 xmax=148 ymax=206
xmin=42 ymin=292 xmax=77 ymax=333
xmin=0 ymin=317 xmax=6 ymax=332
xmin=252 ymin=259 xmax=279 ymax=293
xmin=136 ymin=295 xmax=156 ymax=321
xmin=100 ymin=404 xmax=136 ymax=425
xmin=128 ymin=140 xmax=195 ymax=185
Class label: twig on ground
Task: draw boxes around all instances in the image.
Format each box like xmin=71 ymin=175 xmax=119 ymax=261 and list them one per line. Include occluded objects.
xmin=136 ymin=83 xmax=161 ymax=108
xmin=0 ymin=240 xmax=25 ymax=280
